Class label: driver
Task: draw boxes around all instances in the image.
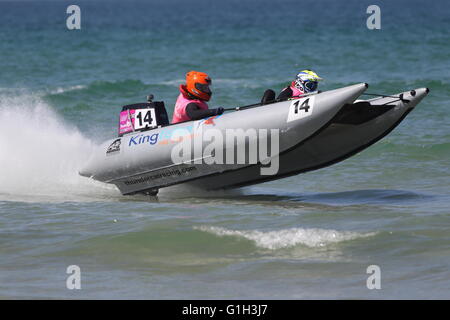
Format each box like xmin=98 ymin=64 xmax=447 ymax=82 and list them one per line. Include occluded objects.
xmin=277 ymin=69 xmax=322 ymax=100
xmin=172 ymin=71 xmax=224 ymax=124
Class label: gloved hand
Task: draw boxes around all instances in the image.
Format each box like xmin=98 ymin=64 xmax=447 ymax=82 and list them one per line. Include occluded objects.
xmin=215 ymin=107 xmax=224 ymax=115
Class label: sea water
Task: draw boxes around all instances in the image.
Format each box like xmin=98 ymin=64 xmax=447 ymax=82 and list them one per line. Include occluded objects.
xmin=0 ymin=0 xmax=449 ymax=299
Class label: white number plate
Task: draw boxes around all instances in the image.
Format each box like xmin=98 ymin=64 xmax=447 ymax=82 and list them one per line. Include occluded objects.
xmin=134 ymin=108 xmax=157 ymax=130
xmin=287 ymin=96 xmax=315 ymax=122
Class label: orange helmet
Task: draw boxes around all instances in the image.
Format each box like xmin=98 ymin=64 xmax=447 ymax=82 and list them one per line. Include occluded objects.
xmin=185 ymin=71 xmax=212 ymax=101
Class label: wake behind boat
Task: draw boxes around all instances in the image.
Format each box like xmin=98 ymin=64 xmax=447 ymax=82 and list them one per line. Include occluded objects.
xmin=79 ymin=83 xmax=429 ymax=195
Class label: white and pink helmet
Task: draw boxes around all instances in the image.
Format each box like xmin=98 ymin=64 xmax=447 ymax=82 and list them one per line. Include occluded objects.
xmin=294 ymin=69 xmax=323 ymax=93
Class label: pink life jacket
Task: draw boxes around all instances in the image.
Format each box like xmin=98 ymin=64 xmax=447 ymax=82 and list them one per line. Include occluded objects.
xmin=290 ymin=81 xmax=304 ymax=98
xmin=172 ymin=85 xmax=209 ymax=124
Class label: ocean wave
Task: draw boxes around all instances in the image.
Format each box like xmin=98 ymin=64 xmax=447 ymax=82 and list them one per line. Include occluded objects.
xmin=158 ymin=78 xmax=278 ymax=89
xmin=195 ymin=226 xmax=375 ymax=249
xmin=366 ymin=140 xmax=450 ymax=160
xmin=48 ymin=85 xmax=87 ymax=95
xmin=42 ymin=80 xmax=150 ymax=101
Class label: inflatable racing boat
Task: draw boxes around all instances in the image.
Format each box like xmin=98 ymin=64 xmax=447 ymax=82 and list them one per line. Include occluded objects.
xmin=79 ymin=83 xmax=429 ymax=195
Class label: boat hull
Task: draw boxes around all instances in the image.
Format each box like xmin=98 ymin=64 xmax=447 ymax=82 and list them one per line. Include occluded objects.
xmin=78 ymin=84 xmax=429 ymax=195
xmin=184 ymin=88 xmax=429 ymax=190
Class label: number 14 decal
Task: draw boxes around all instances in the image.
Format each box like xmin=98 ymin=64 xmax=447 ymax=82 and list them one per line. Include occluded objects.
xmin=287 ymin=96 xmax=315 ymax=122
xmin=134 ymin=108 xmax=157 ymax=130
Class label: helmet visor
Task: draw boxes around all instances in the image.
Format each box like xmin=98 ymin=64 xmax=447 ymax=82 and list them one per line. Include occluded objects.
xmin=304 ymin=80 xmax=318 ymax=92
xmin=195 ymin=83 xmax=211 ymax=95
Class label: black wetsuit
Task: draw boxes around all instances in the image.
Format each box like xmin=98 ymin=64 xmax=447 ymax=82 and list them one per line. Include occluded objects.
xmin=185 ymin=103 xmax=224 ymax=120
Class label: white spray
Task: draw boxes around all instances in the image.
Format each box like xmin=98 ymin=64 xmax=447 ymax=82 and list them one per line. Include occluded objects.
xmin=0 ymin=92 xmax=116 ymax=200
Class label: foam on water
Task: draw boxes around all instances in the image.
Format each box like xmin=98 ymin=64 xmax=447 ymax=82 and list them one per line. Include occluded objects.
xmin=0 ymin=93 xmax=116 ymax=201
xmin=196 ymin=226 xmax=376 ymax=249
xmin=48 ymin=85 xmax=87 ymax=95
